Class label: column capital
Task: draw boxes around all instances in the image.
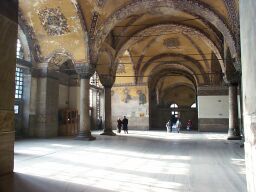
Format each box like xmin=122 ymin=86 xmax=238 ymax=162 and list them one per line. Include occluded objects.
xmin=31 ymin=67 xmax=59 ymax=80
xmin=75 ymin=64 xmax=95 ymax=79
xmin=223 ymin=70 xmax=241 ymax=85
xmin=99 ymin=74 xmax=115 ymax=88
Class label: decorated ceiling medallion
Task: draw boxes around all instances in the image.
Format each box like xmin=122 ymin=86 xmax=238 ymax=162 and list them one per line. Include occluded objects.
xmin=38 ymin=7 xmax=70 ymax=36
xmin=163 ymin=38 xmax=180 ymax=49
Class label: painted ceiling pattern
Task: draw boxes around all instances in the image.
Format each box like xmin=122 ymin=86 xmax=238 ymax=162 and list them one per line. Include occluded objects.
xmin=18 ymin=0 xmax=239 ymax=92
xmin=38 ymin=7 xmax=70 ymax=36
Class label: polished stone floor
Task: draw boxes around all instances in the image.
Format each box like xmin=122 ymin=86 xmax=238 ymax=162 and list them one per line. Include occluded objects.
xmin=0 ymin=131 xmax=247 ymax=192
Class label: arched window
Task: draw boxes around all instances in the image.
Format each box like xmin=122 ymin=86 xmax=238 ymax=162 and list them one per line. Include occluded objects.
xmin=191 ymin=103 xmax=196 ymax=108
xmin=170 ymin=103 xmax=179 ymax=116
xmin=90 ymin=72 xmax=101 ymax=87
xmin=170 ymin=103 xmax=178 ymax=109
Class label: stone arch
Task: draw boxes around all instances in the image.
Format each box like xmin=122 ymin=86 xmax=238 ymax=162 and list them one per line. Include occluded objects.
xmin=94 ymin=0 xmax=237 ymax=65
xmin=46 ymin=51 xmax=76 ymax=71
xmin=163 ymin=82 xmax=196 ymax=94
xmin=17 ymin=26 xmax=31 ymax=62
xmin=18 ymin=9 xmax=42 ymax=62
xmin=18 ymin=2 xmax=90 ymax=65
xmin=161 ymin=83 xmax=196 ymax=105
xmin=139 ymin=53 xmax=210 ymax=84
xmin=114 ymin=24 xmax=224 ymax=73
xmin=148 ymin=68 xmax=197 ymax=91
xmin=141 ymin=62 xmax=207 ymax=85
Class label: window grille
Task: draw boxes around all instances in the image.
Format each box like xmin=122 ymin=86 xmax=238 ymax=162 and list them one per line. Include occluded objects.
xmin=15 ymin=67 xmax=23 ymax=99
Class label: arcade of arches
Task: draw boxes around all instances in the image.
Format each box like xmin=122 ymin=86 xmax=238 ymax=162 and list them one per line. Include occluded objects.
xmin=0 ymin=0 xmax=256 ymax=191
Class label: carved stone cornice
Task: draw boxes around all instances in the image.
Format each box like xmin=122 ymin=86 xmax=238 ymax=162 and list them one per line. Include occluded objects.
xmin=99 ymin=74 xmax=115 ymax=88
xmin=75 ymin=64 xmax=95 ymax=79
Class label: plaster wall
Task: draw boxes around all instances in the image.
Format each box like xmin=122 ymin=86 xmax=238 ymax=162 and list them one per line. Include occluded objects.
xmin=198 ymin=95 xmax=229 ymax=132
xmin=198 ymin=96 xmax=229 ymax=119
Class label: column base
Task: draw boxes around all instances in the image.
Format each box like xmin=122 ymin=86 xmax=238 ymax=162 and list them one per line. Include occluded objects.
xmin=100 ymin=129 xmax=116 ymax=136
xmin=227 ymin=129 xmax=241 ymax=140
xmin=227 ymin=135 xmax=242 ymax=140
xmin=75 ymin=131 xmax=96 ymax=141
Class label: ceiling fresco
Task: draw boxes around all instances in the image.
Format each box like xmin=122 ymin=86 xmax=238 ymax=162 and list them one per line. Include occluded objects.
xmin=18 ymin=0 xmax=239 ymax=90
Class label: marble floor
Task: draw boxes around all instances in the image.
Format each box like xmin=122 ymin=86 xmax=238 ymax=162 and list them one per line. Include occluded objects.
xmin=0 ymin=131 xmax=247 ymax=192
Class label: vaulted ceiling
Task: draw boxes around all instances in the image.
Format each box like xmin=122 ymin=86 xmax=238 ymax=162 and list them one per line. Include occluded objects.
xmin=18 ymin=0 xmax=239 ymax=95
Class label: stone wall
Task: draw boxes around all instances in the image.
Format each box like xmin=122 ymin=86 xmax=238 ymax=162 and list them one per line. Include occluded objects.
xmin=59 ymin=84 xmax=69 ymax=109
xmin=240 ymin=1 xmax=256 ymax=191
xmin=0 ymin=1 xmax=18 ymax=176
xmin=35 ymin=77 xmax=59 ymax=137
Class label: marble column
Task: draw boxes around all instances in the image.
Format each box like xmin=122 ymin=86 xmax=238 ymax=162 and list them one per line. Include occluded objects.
xmin=240 ymin=1 xmax=256 ymax=191
xmin=227 ymin=83 xmax=241 ymax=140
xmin=0 ymin=1 xmax=18 ymax=176
xmin=101 ymin=86 xmax=116 ymax=136
xmin=76 ymin=77 xmax=95 ymax=140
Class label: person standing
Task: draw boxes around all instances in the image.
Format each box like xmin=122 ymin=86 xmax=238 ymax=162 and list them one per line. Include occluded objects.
xmin=170 ymin=115 xmax=177 ymax=132
xmin=186 ymin=120 xmax=192 ymax=131
xmin=176 ymin=117 xmax=182 ymax=133
xmin=166 ymin=120 xmax=171 ymax=132
xmin=97 ymin=116 xmax=103 ymax=130
xmin=117 ymin=118 xmax=122 ymax=133
xmin=122 ymin=116 xmax=129 ymax=134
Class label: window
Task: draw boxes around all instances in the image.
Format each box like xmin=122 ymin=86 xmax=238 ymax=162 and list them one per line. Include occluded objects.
xmin=170 ymin=103 xmax=179 ymax=116
xmin=15 ymin=67 xmax=23 ymax=99
xmin=89 ymin=89 xmax=93 ymax=107
xmin=171 ymin=111 xmax=179 ymax=115
xmin=191 ymin=103 xmax=197 ymax=108
xmin=16 ymin=39 xmax=24 ymax=59
xmin=170 ymin=103 xmax=178 ymax=109
xmin=90 ymin=73 xmax=101 ymax=87
xmin=14 ymin=105 xmax=19 ymax=114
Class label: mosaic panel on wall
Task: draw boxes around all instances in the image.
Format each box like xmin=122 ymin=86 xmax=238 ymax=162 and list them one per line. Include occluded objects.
xmin=38 ymin=7 xmax=70 ymax=36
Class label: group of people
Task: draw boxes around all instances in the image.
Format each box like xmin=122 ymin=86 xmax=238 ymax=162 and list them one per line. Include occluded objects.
xmin=166 ymin=115 xmax=192 ymax=133
xmin=117 ymin=116 xmax=129 ymax=134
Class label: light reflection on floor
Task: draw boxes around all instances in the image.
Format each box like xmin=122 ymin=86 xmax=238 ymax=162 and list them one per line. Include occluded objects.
xmin=7 ymin=131 xmax=247 ymax=192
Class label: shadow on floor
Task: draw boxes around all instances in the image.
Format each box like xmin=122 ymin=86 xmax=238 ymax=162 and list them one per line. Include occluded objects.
xmin=0 ymin=173 xmax=115 ymax=192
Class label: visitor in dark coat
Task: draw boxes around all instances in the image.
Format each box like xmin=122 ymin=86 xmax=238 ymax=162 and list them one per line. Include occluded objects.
xmin=122 ymin=116 xmax=128 ymax=134
xmin=117 ymin=118 xmax=122 ymax=133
